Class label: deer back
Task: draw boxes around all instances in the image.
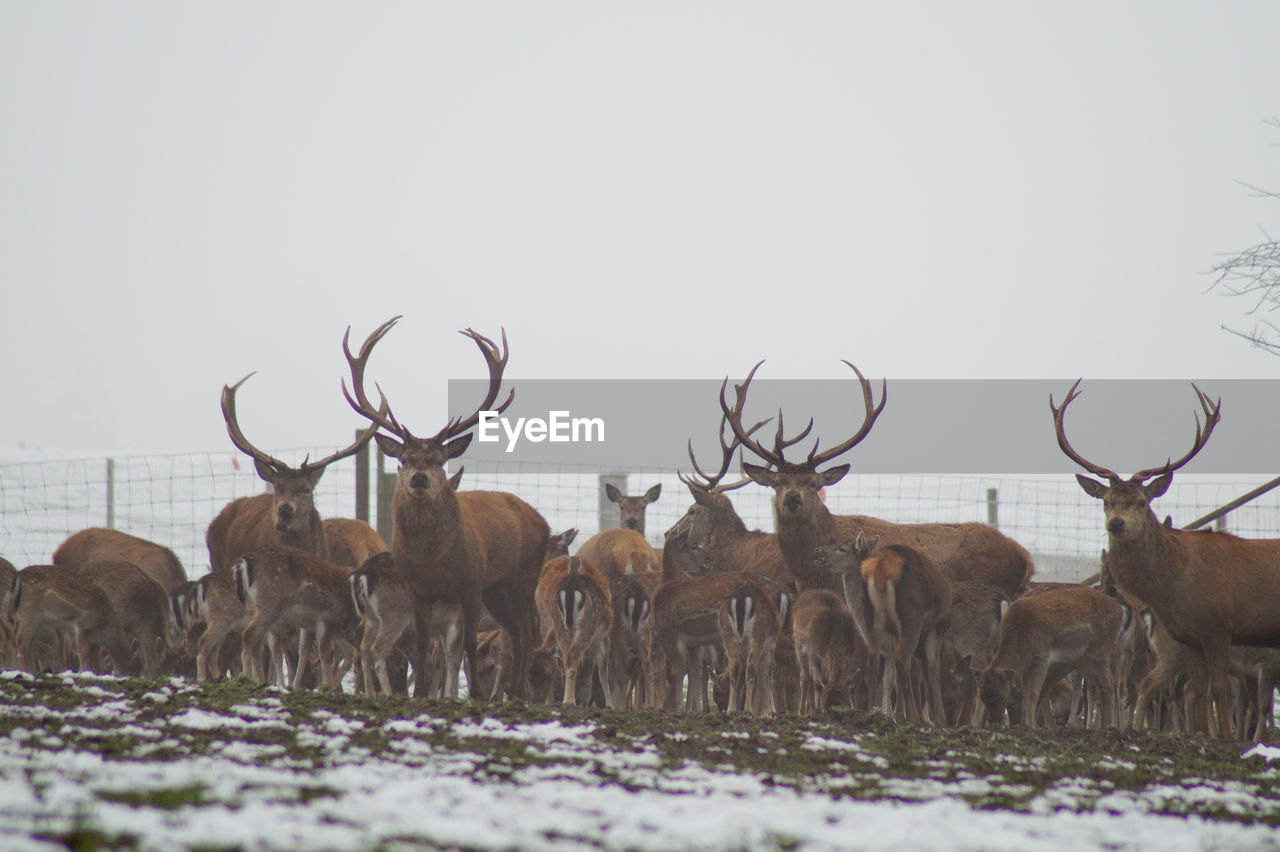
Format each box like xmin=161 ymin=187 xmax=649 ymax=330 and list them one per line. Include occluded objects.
xmin=576 ymin=528 xmax=660 ymax=582
xmin=53 ymin=528 xmax=187 ymax=594
xmin=322 ymin=518 xmax=388 ymax=572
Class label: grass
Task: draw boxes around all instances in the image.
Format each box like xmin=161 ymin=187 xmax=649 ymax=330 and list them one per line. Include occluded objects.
xmin=2 ymin=669 xmax=1279 ymax=849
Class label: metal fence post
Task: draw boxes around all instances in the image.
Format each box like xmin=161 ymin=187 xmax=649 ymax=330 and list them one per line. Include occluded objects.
xmin=599 ymin=472 xmax=627 ymax=533
xmin=355 ymin=429 xmax=370 ymax=523
xmin=986 ymin=487 xmax=998 ymax=529
xmin=106 ymin=458 xmax=116 ymax=529
xmin=376 ymin=446 xmax=395 ymax=547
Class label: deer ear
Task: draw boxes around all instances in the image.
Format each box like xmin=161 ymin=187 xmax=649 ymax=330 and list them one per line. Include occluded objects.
xmin=742 ymin=462 xmax=778 ymax=488
xmin=443 ymin=433 xmax=472 ymax=460
xmin=862 ymin=534 xmax=880 ymax=555
xmin=1143 ymin=473 xmax=1173 ymax=500
xmin=644 ymin=483 xmax=662 ymax=504
xmin=253 ymin=458 xmax=279 ymax=484
xmin=820 ymin=464 xmax=850 ymax=487
xmin=564 ymin=528 xmax=578 ymax=546
xmin=605 ymin=483 xmax=623 ymax=503
xmin=303 ymin=466 xmax=326 ymax=488
xmin=1075 ymin=474 xmax=1108 ymax=499
xmin=375 ymin=433 xmax=404 ymax=460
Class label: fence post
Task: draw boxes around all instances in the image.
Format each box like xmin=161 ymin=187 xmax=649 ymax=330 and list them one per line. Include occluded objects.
xmin=106 ymin=458 xmax=116 ymax=529
xmin=376 ymin=446 xmax=395 ymax=547
xmin=1215 ymin=513 xmax=1227 ymax=532
xmin=986 ymin=487 xmax=998 ymax=529
xmin=355 ymin=429 xmax=370 ymax=523
xmin=599 ymin=472 xmax=627 ymax=533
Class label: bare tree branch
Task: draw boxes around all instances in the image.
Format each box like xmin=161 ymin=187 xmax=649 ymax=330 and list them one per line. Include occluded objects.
xmin=1208 ymin=117 xmax=1280 ymax=353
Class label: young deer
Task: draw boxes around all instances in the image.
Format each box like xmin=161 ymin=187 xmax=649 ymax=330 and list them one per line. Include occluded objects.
xmin=0 ymin=556 xmax=19 ymax=668
xmin=349 ymin=552 xmax=416 ymax=695
xmin=233 ymin=544 xmax=359 ymax=690
xmin=535 ymin=556 xmax=614 ymax=707
xmin=605 ymin=482 xmax=662 ymax=534
xmin=609 ymin=573 xmax=653 ymax=709
xmin=861 ymin=544 xmax=952 ymax=725
xmin=78 ymin=559 xmax=173 ymax=679
xmin=1051 ymin=379 xmax=1280 ymax=738
xmin=717 ymin=581 xmax=789 ymax=715
xmin=979 ymin=585 xmax=1123 ymax=728
xmin=191 ymin=571 xmax=249 ymax=680
xmin=13 ymin=565 xmax=138 ymax=676
xmin=791 ymin=589 xmax=862 ymax=712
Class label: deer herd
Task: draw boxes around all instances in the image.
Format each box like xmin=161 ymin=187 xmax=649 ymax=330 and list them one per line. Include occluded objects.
xmin=2 ymin=320 xmax=1279 ymax=742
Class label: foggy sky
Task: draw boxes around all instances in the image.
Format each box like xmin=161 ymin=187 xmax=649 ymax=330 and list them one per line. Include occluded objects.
xmin=2 ymin=2 xmax=1279 ymax=457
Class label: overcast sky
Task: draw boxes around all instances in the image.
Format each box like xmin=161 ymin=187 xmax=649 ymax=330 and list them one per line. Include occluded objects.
xmin=2 ymin=2 xmax=1279 ymax=457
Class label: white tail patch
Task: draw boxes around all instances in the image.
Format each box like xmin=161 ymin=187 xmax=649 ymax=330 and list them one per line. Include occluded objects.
xmin=558 ymin=587 xmax=585 ymax=630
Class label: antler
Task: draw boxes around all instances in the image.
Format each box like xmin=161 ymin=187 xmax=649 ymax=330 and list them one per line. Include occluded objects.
xmin=1050 ymin=379 xmax=1222 ymax=483
xmin=1131 ymin=383 xmax=1221 ymax=482
xmin=718 ymin=359 xmax=886 ymax=471
xmin=223 ymin=372 xmax=381 ymax=474
xmin=341 ymin=316 xmax=413 ymax=441
xmin=1050 ymin=379 xmax=1119 ymax=481
xmin=432 ymin=327 xmax=514 ymax=443
xmin=679 ymin=413 xmax=771 ymax=493
xmin=221 ymin=372 xmax=287 ymax=474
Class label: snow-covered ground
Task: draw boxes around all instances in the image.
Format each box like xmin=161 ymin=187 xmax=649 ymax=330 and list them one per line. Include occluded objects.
xmin=1 ymin=671 xmax=1279 ymax=851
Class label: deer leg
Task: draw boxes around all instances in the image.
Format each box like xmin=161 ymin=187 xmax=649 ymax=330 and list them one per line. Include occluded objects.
xmin=1200 ymin=636 xmax=1233 ymax=740
xmin=1020 ymin=662 xmax=1050 ymax=729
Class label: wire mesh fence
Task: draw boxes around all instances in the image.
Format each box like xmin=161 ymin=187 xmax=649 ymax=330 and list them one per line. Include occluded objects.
xmin=2 ymin=445 xmax=1278 ymax=585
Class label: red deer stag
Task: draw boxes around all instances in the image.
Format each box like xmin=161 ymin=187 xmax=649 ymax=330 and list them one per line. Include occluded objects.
xmin=605 ymin=483 xmax=662 ymax=534
xmin=1051 ymin=379 xmax=1280 ymax=738
xmin=671 ymin=413 xmax=790 ymax=585
xmin=206 ymin=371 xmax=380 ymax=571
xmin=720 ymin=361 xmax=1033 ymax=598
xmin=342 ymin=317 xmax=550 ymax=699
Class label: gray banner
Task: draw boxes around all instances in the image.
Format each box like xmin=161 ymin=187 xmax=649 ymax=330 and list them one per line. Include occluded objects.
xmin=447 ymin=379 xmax=1279 ymax=474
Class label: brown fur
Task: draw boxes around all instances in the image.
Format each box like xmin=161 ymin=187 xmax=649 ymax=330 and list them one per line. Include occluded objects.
xmin=535 ymin=556 xmax=614 ymax=707
xmin=79 ymin=559 xmax=173 ymax=679
xmin=979 ymin=586 xmax=1122 ymax=729
xmin=649 ymin=570 xmax=791 ymax=712
xmin=13 ymin=565 xmax=138 ymax=676
xmin=576 ymin=528 xmax=660 ymax=581
xmin=233 ymin=544 xmax=358 ymax=690
xmin=791 ymin=589 xmax=861 ymax=712
xmin=53 ymin=528 xmax=187 ymax=594
xmin=322 ymin=518 xmax=388 ymax=571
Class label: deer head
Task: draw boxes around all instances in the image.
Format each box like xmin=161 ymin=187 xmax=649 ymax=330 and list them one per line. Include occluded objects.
xmin=221 ymin=372 xmax=379 ymax=535
xmin=675 ymin=413 xmax=769 ymax=549
xmin=605 ymin=483 xmax=662 ymax=533
xmin=342 ymin=316 xmax=512 ymax=511
xmin=719 ymin=360 xmax=886 ymax=524
xmin=1051 ymin=379 xmax=1221 ymax=544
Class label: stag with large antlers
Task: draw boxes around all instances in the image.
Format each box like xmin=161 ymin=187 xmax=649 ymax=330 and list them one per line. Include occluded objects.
xmin=720 ymin=361 xmax=1033 ymax=599
xmin=207 ymin=372 xmax=381 ymax=571
xmin=342 ymin=317 xmax=550 ymax=699
xmin=1051 ymin=379 xmax=1280 ymax=738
